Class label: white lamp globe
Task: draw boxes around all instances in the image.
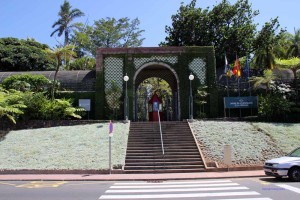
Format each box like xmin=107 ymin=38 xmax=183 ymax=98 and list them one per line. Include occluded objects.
xmin=124 ymin=75 xmax=129 ymax=82
xmin=189 ymin=74 xmax=194 ymax=80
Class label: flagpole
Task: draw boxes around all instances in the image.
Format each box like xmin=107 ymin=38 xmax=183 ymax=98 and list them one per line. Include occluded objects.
xmin=108 ymin=120 xmax=113 ymax=174
xmin=246 ymin=57 xmax=253 ymax=116
xmin=225 ymin=53 xmax=230 ymax=118
xmin=109 ymin=136 xmax=111 ymax=174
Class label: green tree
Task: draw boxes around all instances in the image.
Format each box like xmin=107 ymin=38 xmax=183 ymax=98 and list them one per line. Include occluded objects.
xmin=0 ymin=37 xmax=54 ymax=71
xmin=72 ymin=17 xmax=145 ymax=57
xmin=50 ymin=0 xmax=84 ymax=46
xmin=253 ymin=18 xmax=285 ymax=69
xmin=162 ymin=0 xmax=258 ymax=65
xmin=44 ymin=45 xmax=76 ymax=99
xmin=1 ymin=74 xmax=51 ymax=93
xmin=287 ymin=28 xmax=300 ymax=58
xmin=273 ymin=32 xmax=293 ymax=59
xmin=67 ymin=56 xmax=95 ymax=70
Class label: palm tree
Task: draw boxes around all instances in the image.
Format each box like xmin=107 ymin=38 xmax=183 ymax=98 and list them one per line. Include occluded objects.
xmin=254 ymin=48 xmax=276 ymax=69
xmin=287 ymin=28 xmax=300 ymax=58
xmin=44 ymin=45 xmax=76 ymax=99
xmin=250 ymin=69 xmax=276 ymax=92
xmin=50 ymin=0 xmax=84 ymax=46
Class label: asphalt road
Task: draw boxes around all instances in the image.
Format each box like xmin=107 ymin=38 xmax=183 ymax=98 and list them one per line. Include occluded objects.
xmin=0 ymin=177 xmax=299 ymax=200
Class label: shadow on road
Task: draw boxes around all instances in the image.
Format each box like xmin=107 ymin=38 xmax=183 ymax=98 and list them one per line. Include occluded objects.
xmin=259 ymin=177 xmax=295 ymax=183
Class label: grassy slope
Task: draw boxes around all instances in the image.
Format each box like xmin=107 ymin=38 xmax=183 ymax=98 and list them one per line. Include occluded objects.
xmin=0 ymin=121 xmax=298 ymax=170
xmin=190 ymin=121 xmax=300 ymax=167
xmin=0 ymin=122 xmax=129 ymax=170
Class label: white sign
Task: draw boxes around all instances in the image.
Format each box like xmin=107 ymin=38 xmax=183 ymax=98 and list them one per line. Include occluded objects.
xmin=79 ymin=99 xmax=91 ymax=111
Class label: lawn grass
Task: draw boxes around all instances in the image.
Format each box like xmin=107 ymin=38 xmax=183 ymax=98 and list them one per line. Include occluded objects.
xmin=0 ymin=122 xmax=129 ymax=170
xmin=190 ymin=120 xmax=299 ymax=167
xmin=252 ymin=122 xmax=300 ymax=153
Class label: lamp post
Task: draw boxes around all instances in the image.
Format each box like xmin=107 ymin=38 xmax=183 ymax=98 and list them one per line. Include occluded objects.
xmin=189 ymin=73 xmax=194 ymax=120
xmin=123 ymin=74 xmax=129 ymax=122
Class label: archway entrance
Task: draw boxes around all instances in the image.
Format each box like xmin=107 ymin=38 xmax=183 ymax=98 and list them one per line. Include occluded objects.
xmin=133 ymin=62 xmax=180 ymax=121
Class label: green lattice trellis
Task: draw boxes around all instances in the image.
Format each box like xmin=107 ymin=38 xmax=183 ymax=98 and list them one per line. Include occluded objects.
xmin=95 ymin=47 xmax=217 ymax=120
xmin=104 ymin=57 xmax=124 ymax=111
xmin=189 ymin=58 xmax=206 ymax=84
xmin=134 ymin=56 xmax=178 ymax=69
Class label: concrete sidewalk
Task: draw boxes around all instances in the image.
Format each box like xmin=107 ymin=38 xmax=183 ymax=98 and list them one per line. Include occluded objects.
xmin=0 ymin=170 xmax=265 ymax=181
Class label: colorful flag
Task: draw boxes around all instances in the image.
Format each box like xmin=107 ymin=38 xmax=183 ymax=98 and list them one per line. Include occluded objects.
xmin=243 ymin=58 xmax=250 ymax=80
xmin=233 ymin=56 xmax=241 ymax=78
xmin=109 ymin=120 xmax=113 ymax=136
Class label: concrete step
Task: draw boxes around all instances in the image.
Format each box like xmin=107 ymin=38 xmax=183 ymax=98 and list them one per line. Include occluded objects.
xmin=124 ymin=168 xmax=205 ymax=174
xmin=127 ymin=146 xmax=198 ymax=150
xmin=124 ymin=164 xmax=205 ymax=170
xmin=126 ymin=142 xmax=196 ymax=147
xmin=124 ymin=121 xmax=205 ymax=173
xmin=126 ymin=148 xmax=198 ymax=152
xmin=125 ymin=157 xmax=202 ymax=162
xmin=125 ymin=161 xmax=204 ymax=166
xmin=125 ymin=154 xmax=201 ymax=159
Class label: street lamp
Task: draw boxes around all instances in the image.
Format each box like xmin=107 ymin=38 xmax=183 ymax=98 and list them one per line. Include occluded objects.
xmin=123 ymin=74 xmax=129 ymax=122
xmin=189 ymin=73 xmax=194 ymax=120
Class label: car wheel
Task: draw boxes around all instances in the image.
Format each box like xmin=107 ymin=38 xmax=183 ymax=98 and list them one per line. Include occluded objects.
xmin=288 ymin=167 xmax=300 ymax=182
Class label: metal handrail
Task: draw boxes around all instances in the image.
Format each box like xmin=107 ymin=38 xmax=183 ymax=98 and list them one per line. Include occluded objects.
xmin=157 ymin=110 xmax=164 ymax=155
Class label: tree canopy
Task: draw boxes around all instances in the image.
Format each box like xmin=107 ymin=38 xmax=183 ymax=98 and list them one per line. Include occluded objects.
xmin=0 ymin=37 xmax=55 ymax=71
xmin=162 ymin=0 xmax=258 ymax=66
xmin=71 ymin=17 xmax=145 ymax=57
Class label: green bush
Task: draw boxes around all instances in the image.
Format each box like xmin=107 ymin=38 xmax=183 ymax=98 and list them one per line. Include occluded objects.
xmin=258 ymin=94 xmax=292 ymax=122
xmin=1 ymin=74 xmax=51 ymax=92
xmin=68 ymin=57 xmax=96 ymax=70
xmin=0 ymin=87 xmax=27 ymax=124
xmin=23 ymin=92 xmax=84 ymax=120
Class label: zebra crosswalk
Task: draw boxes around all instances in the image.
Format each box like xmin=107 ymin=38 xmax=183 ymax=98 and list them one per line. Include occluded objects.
xmin=99 ymin=180 xmax=272 ymax=199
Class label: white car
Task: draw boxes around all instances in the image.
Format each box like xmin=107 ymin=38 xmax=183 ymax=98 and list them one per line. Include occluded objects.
xmin=264 ymin=147 xmax=300 ymax=181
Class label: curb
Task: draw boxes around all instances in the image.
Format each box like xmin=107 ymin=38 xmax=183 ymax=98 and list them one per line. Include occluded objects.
xmin=0 ymin=166 xmax=263 ymax=175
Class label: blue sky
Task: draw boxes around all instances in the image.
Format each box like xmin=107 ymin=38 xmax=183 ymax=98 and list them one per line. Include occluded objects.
xmin=0 ymin=0 xmax=299 ymax=48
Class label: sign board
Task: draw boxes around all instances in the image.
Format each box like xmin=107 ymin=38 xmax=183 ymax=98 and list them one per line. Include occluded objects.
xmin=224 ymin=145 xmax=232 ymax=166
xmin=79 ymin=99 xmax=91 ymax=111
xmin=224 ymin=96 xmax=258 ymax=109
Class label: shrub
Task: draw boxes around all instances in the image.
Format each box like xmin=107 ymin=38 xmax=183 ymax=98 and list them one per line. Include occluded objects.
xmin=1 ymin=74 xmax=51 ymax=93
xmin=23 ymin=93 xmax=84 ymax=120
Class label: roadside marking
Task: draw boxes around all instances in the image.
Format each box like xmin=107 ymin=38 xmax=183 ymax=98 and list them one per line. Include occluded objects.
xmin=276 ymin=184 xmax=300 ymax=194
xmin=106 ymin=186 xmax=249 ymax=193
xmin=111 ymin=183 xmax=239 ymax=189
xmin=99 ymin=191 xmax=260 ymax=199
xmin=16 ymin=181 xmax=67 ymax=189
xmin=114 ymin=180 xmax=232 ymax=185
xmin=0 ymin=182 xmax=17 ymax=186
xmin=212 ymin=198 xmax=273 ymax=200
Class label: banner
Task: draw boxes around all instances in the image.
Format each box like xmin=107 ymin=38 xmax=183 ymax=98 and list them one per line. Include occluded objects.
xmin=224 ymin=96 xmax=258 ymax=109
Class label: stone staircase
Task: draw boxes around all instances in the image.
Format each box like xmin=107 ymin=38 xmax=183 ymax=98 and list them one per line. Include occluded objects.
xmin=124 ymin=121 xmax=206 ymax=173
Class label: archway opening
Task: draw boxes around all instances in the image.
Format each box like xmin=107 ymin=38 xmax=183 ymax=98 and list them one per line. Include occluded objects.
xmin=133 ymin=63 xmax=180 ymax=121
xmin=136 ymin=77 xmax=173 ymax=121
